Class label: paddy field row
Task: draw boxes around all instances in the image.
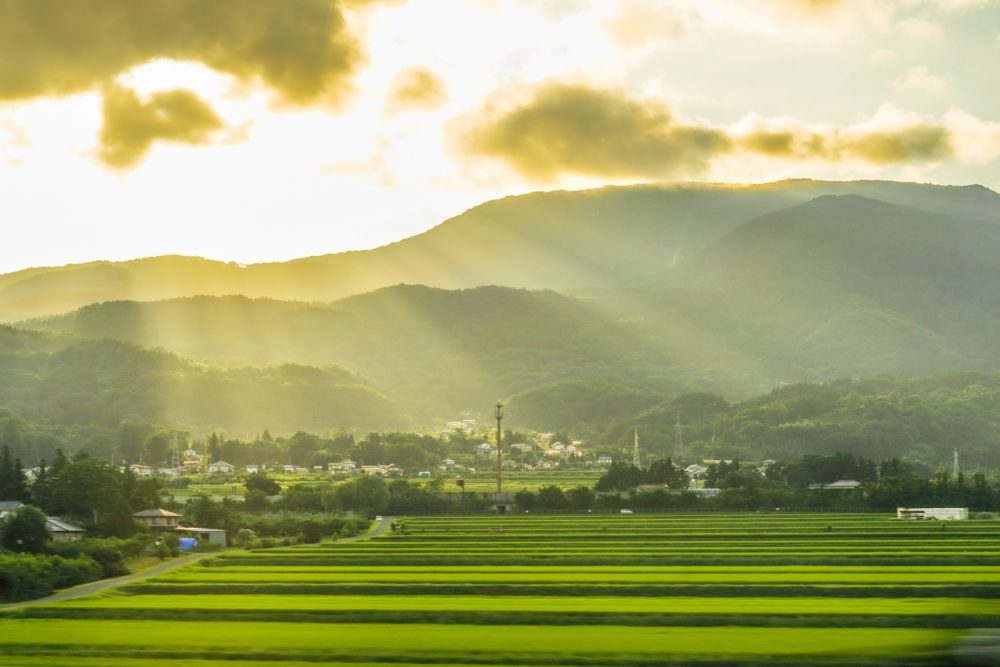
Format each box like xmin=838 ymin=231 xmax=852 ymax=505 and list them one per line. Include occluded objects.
xmin=0 ymin=513 xmax=998 ymax=665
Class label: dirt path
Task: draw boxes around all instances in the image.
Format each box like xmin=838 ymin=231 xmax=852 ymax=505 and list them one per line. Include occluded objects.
xmin=0 ymin=552 xmax=206 ymax=610
xmin=0 ymin=515 xmax=394 ymax=610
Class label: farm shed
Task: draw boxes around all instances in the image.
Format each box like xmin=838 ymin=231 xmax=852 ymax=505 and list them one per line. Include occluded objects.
xmin=897 ymin=507 xmax=969 ymax=520
xmin=176 ymin=526 xmax=228 ymax=547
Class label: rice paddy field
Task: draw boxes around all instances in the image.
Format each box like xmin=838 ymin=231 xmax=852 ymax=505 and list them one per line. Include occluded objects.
xmin=2 ymin=513 xmax=1000 ymax=665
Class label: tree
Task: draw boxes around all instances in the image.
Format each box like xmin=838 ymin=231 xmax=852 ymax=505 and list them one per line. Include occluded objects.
xmin=331 ymin=475 xmax=389 ymax=517
xmin=514 ymin=490 xmax=536 ymax=511
xmin=245 ymin=472 xmax=281 ymax=496
xmin=536 ymin=485 xmax=567 ymax=510
xmin=567 ymin=486 xmax=595 ymax=510
xmin=143 ymin=432 xmax=171 ymax=467
xmin=0 ymin=446 xmax=28 ymax=501
xmin=0 ymin=505 xmax=51 ymax=553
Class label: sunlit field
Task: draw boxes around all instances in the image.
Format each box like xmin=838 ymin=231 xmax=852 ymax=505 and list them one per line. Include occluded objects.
xmin=2 ymin=513 xmax=999 ymax=665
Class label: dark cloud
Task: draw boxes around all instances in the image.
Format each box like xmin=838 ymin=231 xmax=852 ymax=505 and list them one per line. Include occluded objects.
xmin=98 ymin=86 xmax=223 ymax=169
xmin=0 ymin=0 xmax=365 ymax=104
xmin=388 ymin=67 xmax=447 ymax=112
xmin=458 ymin=84 xmax=730 ymax=180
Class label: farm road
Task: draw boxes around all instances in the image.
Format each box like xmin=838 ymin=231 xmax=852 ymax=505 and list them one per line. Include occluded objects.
xmin=0 ymin=515 xmax=394 ymax=610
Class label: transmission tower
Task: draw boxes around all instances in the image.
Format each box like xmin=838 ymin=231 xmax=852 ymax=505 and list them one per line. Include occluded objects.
xmin=673 ymin=413 xmax=684 ymax=461
xmin=632 ymin=428 xmax=640 ymax=467
xmin=953 ymin=448 xmax=960 ymax=478
xmin=171 ymin=433 xmax=181 ymax=469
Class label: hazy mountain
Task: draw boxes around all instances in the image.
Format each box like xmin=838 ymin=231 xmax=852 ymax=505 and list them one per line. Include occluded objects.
xmin=3 ymin=179 xmax=996 ymax=322
xmin=25 ymin=286 xmax=681 ymax=420
xmin=10 ymin=179 xmax=1000 ymax=428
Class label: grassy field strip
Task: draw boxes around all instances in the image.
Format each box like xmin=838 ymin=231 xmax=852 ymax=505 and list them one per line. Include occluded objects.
xmin=153 ymin=570 xmax=1000 ymax=583
xmin=51 ymin=594 xmax=1000 ymax=616
xmin=193 ymin=564 xmax=1000 ymax=572
xmin=0 ymin=619 xmax=960 ymax=659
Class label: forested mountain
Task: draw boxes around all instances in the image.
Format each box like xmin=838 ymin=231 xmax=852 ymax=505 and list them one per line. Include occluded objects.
xmin=0 ymin=325 xmax=409 ymax=436
xmin=2 ymin=180 xmax=995 ymax=322
xmin=19 ymin=182 xmax=1000 ymax=418
xmin=25 ymin=286 xmax=679 ymax=419
xmin=5 ymin=178 xmax=1000 ymax=468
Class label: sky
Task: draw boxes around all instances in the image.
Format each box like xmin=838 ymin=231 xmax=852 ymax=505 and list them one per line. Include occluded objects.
xmin=1 ymin=0 xmax=998 ymax=274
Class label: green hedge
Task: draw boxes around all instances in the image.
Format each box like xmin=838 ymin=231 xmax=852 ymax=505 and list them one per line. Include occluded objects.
xmin=0 ymin=554 xmax=102 ymax=602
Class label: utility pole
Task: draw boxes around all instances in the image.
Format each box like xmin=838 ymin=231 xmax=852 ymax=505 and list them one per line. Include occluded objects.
xmin=633 ymin=428 xmax=640 ymax=467
xmin=495 ymin=400 xmax=504 ymax=514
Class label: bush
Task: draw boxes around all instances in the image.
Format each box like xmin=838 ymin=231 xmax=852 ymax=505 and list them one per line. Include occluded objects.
xmin=0 ymin=553 xmax=102 ymax=602
xmin=301 ymin=520 xmax=323 ymax=544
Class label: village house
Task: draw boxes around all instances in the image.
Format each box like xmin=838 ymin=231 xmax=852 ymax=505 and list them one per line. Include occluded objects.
xmin=245 ymin=464 xmax=260 ymax=473
xmin=597 ymin=455 xmax=614 ymax=467
xmin=129 ymin=464 xmax=154 ymax=477
xmin=46 ymin=517 xmax=86 ymax=541
xmin=133 ymin=508 xmax=182 ymax=531
xmin=329 ymin=460 xmax=357 ymax=475
xmin=207 ymin=460 xmax=236 ymax=474
xmin=0 ymin=500 xmax=24 ymax=518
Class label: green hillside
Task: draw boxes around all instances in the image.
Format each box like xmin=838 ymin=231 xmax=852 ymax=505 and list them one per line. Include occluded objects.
xmin=25 ymin=286 xmax=680 ymax=419
xmin=0 ymin=325 xmax=409 ymax=436
xmin=2 ymin=180 xmax=995 ymax=322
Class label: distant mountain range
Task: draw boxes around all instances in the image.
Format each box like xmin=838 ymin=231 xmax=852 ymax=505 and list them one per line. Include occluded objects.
xmin=6 ymin=179 xmax=1000 ymax=435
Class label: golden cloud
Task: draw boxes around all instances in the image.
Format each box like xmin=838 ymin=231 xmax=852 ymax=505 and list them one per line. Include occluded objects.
xmin=98 ymin=86 xmax=223 ymax=169
xmin=736 ymin=115 xmax=953 ymax=164
xmin=388 ymin=67 xmax=448 ymax=112
xmin=458 ymin=84 xmax=962 ymax=181
xmin=458 ymin=84 xmax=730 ymax=181
xmin=0 ymin=0 xmax=364 ymax=104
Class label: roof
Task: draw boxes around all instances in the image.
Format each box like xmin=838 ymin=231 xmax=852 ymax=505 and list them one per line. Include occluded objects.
xmin=46 ymin=517 xmax=86 ymax=533
xmin=133 ymin=508 xmax=182 ymax=518
xmin=0 ymin=500 xmax=24 ymax=512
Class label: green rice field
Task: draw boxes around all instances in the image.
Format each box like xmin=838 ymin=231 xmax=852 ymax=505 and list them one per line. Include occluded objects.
xmin=2 ymin=513 xmax=999 ymax=665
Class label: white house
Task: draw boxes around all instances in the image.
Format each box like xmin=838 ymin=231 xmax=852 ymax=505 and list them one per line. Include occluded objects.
xmin=597 ymin=455 xmax=614 ymax=467
xmin=129 ymin=464 xmax=154 ymax=477
xmin=245 ymin=464 xmax=260 ymax=474
xmin=329 ymin=460 xmax=357 ymax=474
xmin=207 ymin=460 xmax=236 ymax=474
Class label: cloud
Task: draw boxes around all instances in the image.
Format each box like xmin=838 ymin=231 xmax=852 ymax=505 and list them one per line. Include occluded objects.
xmin=892 ymin=65 xmax=946 ymax=93
xmin=458 ymin=84 xmax=974 ymax=181
xmin=0 ymin=0 xmax=366 ymax=105
xmin=387 ymin=67 xmax=448 ymax=112
xmin=733 ymin=108 xmax=953 ymax=164
xmin=606 ymin=1 xmax=684 ymax=48
xmin=98 ymin=86 xmax=223 ymax=169
xmin=456 ymin=84 xmax=730 ymax=181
